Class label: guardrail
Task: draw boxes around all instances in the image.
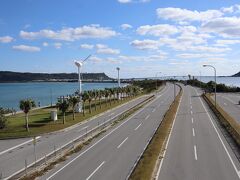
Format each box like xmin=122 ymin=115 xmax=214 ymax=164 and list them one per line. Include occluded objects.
xmin=203 ymin=93 xmax=240 ymax=146
xmin=5 ymin=95 xmax=155 ymax=180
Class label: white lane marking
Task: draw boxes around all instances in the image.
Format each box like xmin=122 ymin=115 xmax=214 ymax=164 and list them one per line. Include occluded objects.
xmin=190 ymin=110 xmax=193 ymax=115
xmin=191 ymin=118 xmax=194 ymax=124
xmin=156 ymin=92 xmax=183 ymax=179
xmin=86 ymin=161 xmax=105 ymax=180
xmin=145 ymin=115 xmax=150 ymax=120
xmin=46 ymin=89 xmax=168 ymax=180
xmin=192 ymin=128 xmax=195 ymax=137
xmin=134 ymin=123 xmax=142 ymax=131
xmin=152 ymin=108 xmax=156 ymax=113
xmin=224 ymin=102 xmax=227 ymax=106
xmin=191 ymin=105 xmax=193 ymax=109
xmin=0 ymin=136 xmax=41 ymax=156
xmin=117 ymin=137 xmax=128 ymax=149
xmin=195 ymin=88 xmax=240 ymax=178
xmin=194 ymin=145 xmax=198 ymax=160
xmin=221 ymin=95 xmax=237 ymax=105
xmin=77 ymin=126 xmax=89 ymax=132
xmin=109 ymin=113 xmax=115 ymax=116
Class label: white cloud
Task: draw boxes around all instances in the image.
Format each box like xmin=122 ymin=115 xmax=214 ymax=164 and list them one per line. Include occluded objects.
xmin=156 ymin=7 xmax=223 ymax=22
xmin=20 ymin=25 xmax=117 ymax=41
xmin=121 ymin=24 xmax=133 ymax=30
xmin=215 ymin=39 xmax=240 ymax=46
xmin=202 ymin=17 xmax=240 ymax=38
xmin=130 ymin=39 xmax=160 ymax=50
xmin=53 ymin=42 xmax=62 ymax=49
xmin=0 ymin=36 xmax=14 ymax=43
xmin=137 ymin=24 xmax=179 ymax=36
xmin=118 ymin=54 xmax=166 ymax=62
xmin=42 ymin=42 xmax=49 ymax=47
xmin=12 ymin=45 xmax=41 ymax=52
xmin=117 ymin=0 xmax=150 ymax=3
xmin=177 ymin=53 xmax=225 ymax=59
xmin=96 ymin=44 xmax=120 ymax=55
xmin=80 ymin=44 xmax=94 ymax=49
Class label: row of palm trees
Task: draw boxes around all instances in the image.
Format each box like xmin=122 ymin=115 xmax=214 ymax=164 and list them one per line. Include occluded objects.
xmin=19 ymin=85 xmax=141 ymax=131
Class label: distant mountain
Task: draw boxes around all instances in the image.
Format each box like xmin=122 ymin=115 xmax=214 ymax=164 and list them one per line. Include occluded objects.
xmin=232 ymin=72 xmax=240 ymax=77
xmin=0 ymin=71 xmax=113 ymax=83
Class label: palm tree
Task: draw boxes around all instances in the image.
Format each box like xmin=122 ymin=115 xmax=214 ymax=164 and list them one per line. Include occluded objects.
xmin=82 ymin=91 xmax=89 ymax=116
xmin=98 ymin=90 xmax=103 ymax=109
xmin=104 ymin=89 xmax=110 ymax=106
xmin=93 ymin=90 xmax=98 ymax=111
xmin=69 ymin=96 xmax=79 ymax=120
xmin=19 ymin=99 xmax=36 ymax=132
xmin=88 ymin=91 xmax=93 ymax=114
xmin=57 ymin=99 xmax=69 ymax=124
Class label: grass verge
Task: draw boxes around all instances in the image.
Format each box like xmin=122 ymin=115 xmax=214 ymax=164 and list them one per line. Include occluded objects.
xmin=129 ymin=85 xmax=182 ymax=180
xmin=0 ymin=96 xmax=141 ymax=139
xmin=203 ymin=93 xmax=240 ymax=146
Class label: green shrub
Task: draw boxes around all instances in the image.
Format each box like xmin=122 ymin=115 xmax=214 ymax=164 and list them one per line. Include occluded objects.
xmin=0 ymin=113 xmax=7 ymax=129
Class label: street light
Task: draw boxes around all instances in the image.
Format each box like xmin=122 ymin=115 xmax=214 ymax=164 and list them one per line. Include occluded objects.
xmin=203 ymin=64 xmax=217 ymax=107
xmin=74 ymin=55 xmax=91 ymax=112
xmin=116 ymin=67 xmax=121 ymax=100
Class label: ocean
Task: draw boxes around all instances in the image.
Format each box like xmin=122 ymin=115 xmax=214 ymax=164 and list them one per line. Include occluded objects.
xmin=0 ymin=82 xmax=126 ymax=110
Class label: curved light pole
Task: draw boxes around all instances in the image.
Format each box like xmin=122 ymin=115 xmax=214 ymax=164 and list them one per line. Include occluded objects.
xmin=74 ymin=55 xmax=91 ymax=112
xmin=203 ymin=64 xmax=217 ymax=107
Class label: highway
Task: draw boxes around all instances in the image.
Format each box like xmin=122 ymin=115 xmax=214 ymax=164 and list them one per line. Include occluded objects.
xmin=39 ymin=83 xmax=179 ymax=180
xmin=0 ymin=89 xmax=155 ymax=180
xmin=215 ymin=93 xmax=240 ymax=123
xmin=157 ymin=85 xmax=240 ymax=180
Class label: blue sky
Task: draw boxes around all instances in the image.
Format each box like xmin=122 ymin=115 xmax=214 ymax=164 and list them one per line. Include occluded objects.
xmin=0 ymin=0 xmax=240 ymax=78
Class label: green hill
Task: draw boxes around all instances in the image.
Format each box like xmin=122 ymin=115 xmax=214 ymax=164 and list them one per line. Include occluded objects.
xmin=0 ymin=71 xmax=113 ymax=82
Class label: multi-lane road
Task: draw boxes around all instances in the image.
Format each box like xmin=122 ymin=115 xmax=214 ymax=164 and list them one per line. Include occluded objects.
xmin=157 ymin=85 xmax=240 ymax=180
xmin=40 ymin=83 xmax=178 ymax=180
xmin=215 ymin=93 xmax=240 ymax=123
xmin=0 ymin=90 xmax=156 ymax=179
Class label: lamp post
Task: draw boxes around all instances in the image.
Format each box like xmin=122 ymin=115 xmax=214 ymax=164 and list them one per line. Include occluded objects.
xmin=116 ymin=67 xmax=121 ymax=99
xmin=203 ymin=64 xmax=217 ymax=107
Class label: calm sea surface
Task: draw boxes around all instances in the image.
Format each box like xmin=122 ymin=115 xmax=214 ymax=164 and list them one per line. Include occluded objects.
xmin=0 ymin=82 xmax=126 ymax=110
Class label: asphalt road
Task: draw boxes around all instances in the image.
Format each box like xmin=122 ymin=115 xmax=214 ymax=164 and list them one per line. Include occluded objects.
xmin=157 ymin=85 xmax=240 ymax=180
xmin=39 ymin=83 xmax=179 ymax=180
xmin=215 ymin=93 xmax=240 ymax=123
xmin=0 ymin=89 xmax=157 ymax=180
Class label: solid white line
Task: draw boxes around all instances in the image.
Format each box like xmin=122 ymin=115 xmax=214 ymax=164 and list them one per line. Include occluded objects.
xmin=134 ymin=123 xmax=142 ymax=131
xmin=0 ymin=136 xmax=41 ymax=156
xmin=152 ymin=108 xmax=156 ymax=113
xmin=194 ymin=88 xmax=240 ymax=178
xmin=191 ymin=118 xmax=194 ymax=124
xmin=194 ymin=145 xmax=198 ymax=160
xmin=86 ymin=161 xmax=105 ymax=180
xmin=156 ymin=91 xmax=183 ymax=179
xmin=145 ymin=115 xmax=150 ymax=120
xmin=192 ymin=128 xmax=195 ymax=137
xmin=117 ymin=137 xmax=128 ymax=149
xmin=77 ymin=126 xmax=89 ymax=132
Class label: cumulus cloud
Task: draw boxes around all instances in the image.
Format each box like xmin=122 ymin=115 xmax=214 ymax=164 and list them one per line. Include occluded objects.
xmin=121 ymin=24 xmax=133 ymax=30
xmin=96 ymin=44 xmax=120 ymax=55
xmin=130 ymin=39 xmax=160 ymax=50
xmin=137 ymin=24 xmax=178 ymax=36
xmin=0 ymin=36 xmax=14 ymax=43
xmin=12 ymin=45 xmax=41 ymax=52
xmin=118 ymin=0 xmax=132 ymax=3
xmin=42 ymin=42 xmax=49 ymax=47
xmin=80 ymin=44 xmax=94 ymax=49
xmin=53 ymin=42 xmax=62 ymax=49
xmin=20 ymin=25 xmax=117 ymax=41
xmin=215 ymin=39 xmax=240 ymax=46
xmin=117 ymin=0 xmax=150 ymax=3
xmin=177 ymin=53 xmax=225 ymax=59
xmin=156 ymin=7 xmax=223 ymax=22
xmin=202 ymin=17 xmax=240 ymax=38
xmin=118 ymin=54 xmax=166 ymax=62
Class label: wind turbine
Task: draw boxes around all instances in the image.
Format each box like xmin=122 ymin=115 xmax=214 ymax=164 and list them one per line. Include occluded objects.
xmin=74 ymin=54 xmax=91 ymax=112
